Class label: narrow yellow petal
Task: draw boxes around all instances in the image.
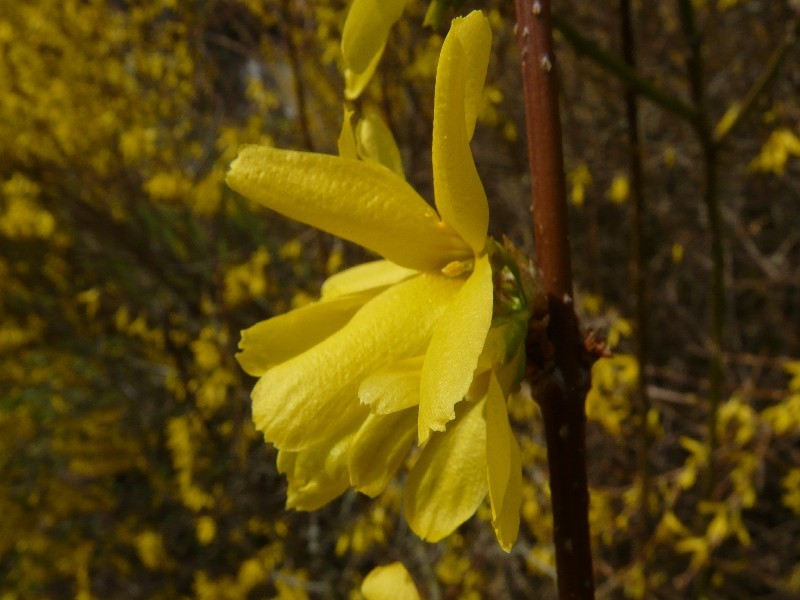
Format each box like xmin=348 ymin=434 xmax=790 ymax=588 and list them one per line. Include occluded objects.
xmin=358 ymin=356 xmax=424 ymax=414
xmin=236 ymin=290 xmax=376 ymax=377
xmin=356 ymin=109 xmax=404 ymax=176
xmin=342 ymin=0 xmax=409 ymax=99
xmin=349 ymin=408 xmax=417 ymax=497
xmin=362 ymin=562 xmax=421 ymax=600
xmin=277 ymin=430 xmax=354 ymax=511
xmin=493 ymin=433 xmax=522 ymax=551
xmin=450 ymin=11 xmax=492 ymax=140
xmin=321 ymin=260 xmax=417 ymax=300
xmin=252 ymin=274 xmax=460 ymax=451
xmin=419 ymin=255 xmax=493 ymax=442
xmin=227 ymin=146 xmax=470 ymax=270
xmin=432 ymin=12 xmax=490 ymax=254
xmin=485 ymin=372 xmax=522 ymax=551
xmin=485 ymin=373 xmax=511 ymax=516
xmin=404 ymin=398 xmax=488 ymax=542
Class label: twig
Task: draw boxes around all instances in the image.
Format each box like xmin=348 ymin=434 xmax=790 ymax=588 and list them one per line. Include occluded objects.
xmin=279 ymin=0 xmax=315 ymax=151
xmin=619 ymin=0 xmax=653 ymax=560
xmin=676 ymin=1 xmax=725 ymax=594
xmin=714 ymin=15 xmax=800 ymax=143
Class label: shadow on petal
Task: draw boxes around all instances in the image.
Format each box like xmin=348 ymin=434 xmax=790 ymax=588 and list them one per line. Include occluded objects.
xmin=404 ymin=397 xmax=488 ymax=542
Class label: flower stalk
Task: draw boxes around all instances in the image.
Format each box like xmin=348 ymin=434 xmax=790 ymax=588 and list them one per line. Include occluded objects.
xmin=513 ymin=1 xmax=595 ymax=598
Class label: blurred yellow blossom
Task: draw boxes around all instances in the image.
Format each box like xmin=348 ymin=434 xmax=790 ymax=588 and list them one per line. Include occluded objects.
xmin=607 ymin=173 xmax=630 ymax=204
xmin=223 ymin=247 xmax=270 ymax=307
xmin=195 ymin=516 xmax=217 ymax=545
xmin=749 ymin=128 xmax=800 ymax=175
xmin=1 ymin=175 xmax=55 ymax=239
xmin=568 ymin=162 xmax=592 ymax=207
xmin=671 ymin=242 xmax=684 ymax=264
xmin=134 ymin=531 xmax=171 ymax=571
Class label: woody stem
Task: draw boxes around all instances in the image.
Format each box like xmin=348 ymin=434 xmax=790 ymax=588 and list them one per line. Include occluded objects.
xmin=513 ymin=1 xmax=595 ymax=598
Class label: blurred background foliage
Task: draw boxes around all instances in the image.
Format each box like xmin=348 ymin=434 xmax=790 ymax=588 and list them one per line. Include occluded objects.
xmin=1 ymin=0 xmax=798 ymax=598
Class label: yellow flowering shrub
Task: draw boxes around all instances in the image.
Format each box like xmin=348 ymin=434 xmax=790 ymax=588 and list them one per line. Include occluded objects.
xmin=1 ymin=1 xmax=798 ymax=598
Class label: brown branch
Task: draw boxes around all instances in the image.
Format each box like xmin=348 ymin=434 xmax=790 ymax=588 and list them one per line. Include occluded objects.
xmin=514 ymin=1 xmax=595 ymax=598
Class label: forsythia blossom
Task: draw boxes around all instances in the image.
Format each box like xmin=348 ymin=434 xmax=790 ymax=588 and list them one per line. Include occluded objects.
xmin=226 ymin=11 xmax=538 ymax=550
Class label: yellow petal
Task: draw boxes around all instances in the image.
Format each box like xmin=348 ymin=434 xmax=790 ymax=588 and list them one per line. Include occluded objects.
xmin=321 ymin=260 xmax=417 ymax=300
xmin=485 ymin=372 xmax=522 ymax=551
xmin=419 ymin=255 xmax=493 ymax=442
xmin=356 ymin=109 xmax=404 ymax=177
xmin=252 ymin=274 xmax=460 ymax=451
xmin=277 ymin=430 xmax=354 ymax=511
xmin=493 ymin=434 xmax=522 ymax=551
xmin=344 ymin=56 xmax=382 ymax=102
xmin=338 ymin=105 xmax=358 ymax=159
xmin=450 ymin=11 xmax=492 ymax=140
xmin=227 ymin=146 xmax=470 ymax=271
xmin=341 ymin=0 xmax=409 ymax=99
xmin=404 ymin=397 xmax=488 ymax=542
xmin=358 ymin=356 xmax=424 ymax=414
xmin=485 ymin=374 xmax=509 ymax=517
xmin=432 ymin=11 xmax=490 ymax=254
xmin=236 ymin=290 xmax=377 ymax=376
xmin=362 ymin=562 xmax=421 ymax=600
xmin=349 ymin=408 xmax=417 ymax=497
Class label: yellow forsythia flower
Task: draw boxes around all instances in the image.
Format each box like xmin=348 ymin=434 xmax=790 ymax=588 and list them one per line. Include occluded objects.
xmin=227 ymin=12 xmax=533 ymax=551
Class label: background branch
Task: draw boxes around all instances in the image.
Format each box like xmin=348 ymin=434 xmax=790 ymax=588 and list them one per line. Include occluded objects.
xmin=552 ymin=12 xmax=697 ymax=123
xmin=619 ymin=0 xmax=653 ymax=562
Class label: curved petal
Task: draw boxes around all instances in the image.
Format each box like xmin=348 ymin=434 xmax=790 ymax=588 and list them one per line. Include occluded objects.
xmin=277 ymin=429 xmax=354 ymax=511
xmin=342 ymin=0 xmax=408 ymax=100
xmin=344 ymin=48 xmax=384 ymax=102
xmin=251 ymin=274 xmax=461 ymax=451
xmin=419 ymin=255 xmax=493 ymax=442
xmin=451 ymin=11 xmax=492 ymax=140
xmin=341 ymin=0 xmax=409 ymax=99
xmin=349 ymin=408 xmax=417 ymax=497
xmin=485 ymin=372 xmax=522 ymax=551
xmin=362 ymin=562 xmax=421 ymax=600
xmin=493 ymin=435 xmax=522 ymax=551
xmin=404 ymin=398 xmax=488 ymax=542
xmin=356 ymin=109 xmax=404 ymax=176
xmin=432 ymin=11 xmax=490 ymax=254
xmin=236 ymin=289 xmax=378 ymax=376
xmin=359 ymin=356 xmax=423 ymax=414
xmin=321 ymin=260 xmax=417 ymax=300
xmin=227 ymin=146 xmax=470 ymax=271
